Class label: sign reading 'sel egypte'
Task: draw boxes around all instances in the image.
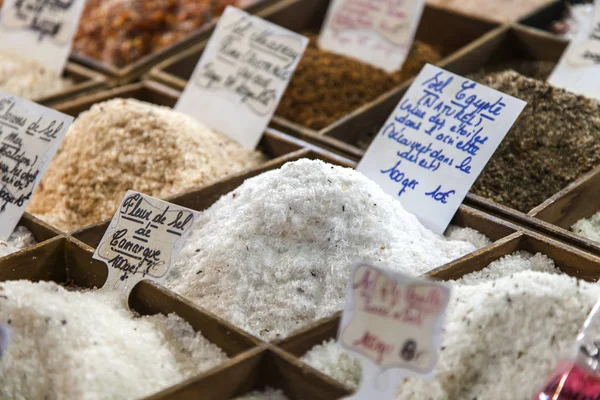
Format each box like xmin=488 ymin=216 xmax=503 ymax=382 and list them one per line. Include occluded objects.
xmin=0 ymin=0 xmax=87 ymax=73
xmin=175 ymin=6 xmax=308 ymax=149
xmin=93 ymin=191 xmax=199 ymax=296
xmin=0 ymin=92 xmax=72 ymax=240
xmin=357 ymin=64 xmax=526 ymax=235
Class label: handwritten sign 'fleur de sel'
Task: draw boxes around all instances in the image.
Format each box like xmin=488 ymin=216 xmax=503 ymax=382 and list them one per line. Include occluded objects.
xmin=339 ymin=264 xmax=451 ymax=399
xmin=93 ymin=191 xmax=199 ymax=299
xmin=0 ymin=0 xmax=87 ymax=73
xmin=357 ymin=64 xmax=526 ymax=235
xmin=0 ymin=91 xmax=72 ymax=241
xmin=175 ymin=6 xmax=308 ymax=149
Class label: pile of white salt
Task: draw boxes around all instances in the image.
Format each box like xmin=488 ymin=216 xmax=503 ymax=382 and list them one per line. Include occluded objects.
xmin=0 ymin=226 xmax=36 ymax=258
xmin=572 ymin=211 xmax=600 ymax=242
xmin=0 ymin=280 xmax=228 ymax=399
xmin=234 ymin=388 xmax=289 ymax=400
xmin=166 ymin=159 xmax=492 ymax=341
xmin=301 ymin=252 xmax=597 ymax=399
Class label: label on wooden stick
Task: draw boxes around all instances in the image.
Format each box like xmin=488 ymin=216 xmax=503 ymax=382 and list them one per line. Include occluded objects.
xmin=93 ymin=191 xmax=199 ymax=299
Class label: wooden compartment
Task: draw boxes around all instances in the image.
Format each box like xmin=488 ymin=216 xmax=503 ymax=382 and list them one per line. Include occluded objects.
xmin=148 ymin=346 xmax=350 ymax=400
xmin=32 ymin=62 xmax=107 ymax=106
xmin=70 ymin=0 xmax=284 ymax=85
xmin=277 ymin=229 xmax=600 ymax=390
xmin=0 ymin=235 xmax=263 ymax=399
xmin=48 ymin=80 xmax=350 ymax=234
xmin=147 ymin=0 xmax=498 ymax=157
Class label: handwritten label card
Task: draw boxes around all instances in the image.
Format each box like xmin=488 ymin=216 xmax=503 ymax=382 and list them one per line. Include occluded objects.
xmin=93 ymin=191 xmax=199 ymax=299
xmin=339 ymin=263 xmax=451 ymax=399
xmin=357 ymin=64 xmax=526 ymax=234
xmin=548 ymin=2 xmax=600 ymax=99
xmin=318 ymin=0 xmax=426 ymax=73
xmin=0 ymin=0 xmax=87 ymax=73
xmin=0 ymin=92 xmax=72 ymax=240
xmin=175 ymin=6 xmax=308 ymax=149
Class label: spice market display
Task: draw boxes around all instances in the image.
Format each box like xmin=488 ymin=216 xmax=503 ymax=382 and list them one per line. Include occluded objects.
xmin=1 ymin=0 xmax=600 ymax=399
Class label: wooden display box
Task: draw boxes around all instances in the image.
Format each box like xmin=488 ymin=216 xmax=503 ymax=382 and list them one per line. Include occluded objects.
xmin=69 ymin=0 xmax=284 ymax=85
xmin=0 ymin=235 xmax=264 ymax=399
xmin=277 ymin=229 xmax=600 ymax=391
xmin=147 ymin=0 xmax=498 ymax=158
xmin=35 ymin=62 xmax=107 ymax=106
xmin=50 ymin=80 xmax=353 ymax=234
xmin=149 ymin=346 xmax=350 ymax=399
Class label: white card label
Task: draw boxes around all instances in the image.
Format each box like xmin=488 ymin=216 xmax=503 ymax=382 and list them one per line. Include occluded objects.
xmin=0 ymin=0 xmax=87 ymax=73
xmin=339 ymin=263 xmax=451 ymax=399
xmin=93 ymin=191 xmax=199 ymax=299
xmin=175 ymin=6 xmax=308 ymax=149
xmin=318 ymin=0 xmax=426 ymax=73
xmin=357 ymin=64 xmax=526 ymax=234
xmin=548 ymin=2 xmax=600 ymax=99
xmin=0 ymin=92 xmax=72 ymax=240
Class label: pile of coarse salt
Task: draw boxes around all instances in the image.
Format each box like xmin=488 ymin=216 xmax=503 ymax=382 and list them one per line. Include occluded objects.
xmin=572 ymin=211 xmax=600 ymax=242
xmin=234 ymin=388 xmax=289 ymax=400
xmin=166 ymin=159 xmax=491 ymax=341
xmin=0 ymin=226 xmax=36 ymax=258
xmin=28 ymin=98 xmax=265 ymax=231
xmin=301 ymin=252 xmax=599 ymax=398
xmin=0 ymin=280 xmax=228 ymax=399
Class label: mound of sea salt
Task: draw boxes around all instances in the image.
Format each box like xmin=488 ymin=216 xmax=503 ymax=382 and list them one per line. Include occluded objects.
xmin=572 ymin=211 xmax=600 ymax=242
xmin=167 ymin=159 xmax=491 ymax=341
xmin=234 ymin=388 xmax=289 ymax=400
xmin=0 ymin=226 xmax=37 ymax=258
xmin=0 ymin=280 xmax=228 ymax=399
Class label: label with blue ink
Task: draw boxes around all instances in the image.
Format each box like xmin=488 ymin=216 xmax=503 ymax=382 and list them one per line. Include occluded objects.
xmin=0 ymin=0 xmax=87 ymax=73
xmin=175 ymin=6 xmax=308 ymax=149
xmin=357 ymin=64 xmax=526 ymax=234
xmin=93 ymin=191 xmax=199 ymax=301
xmin=318 ymin=0 xmax=426 ymax=73
xmin=548 ymin=2 xmax=600 ymax=100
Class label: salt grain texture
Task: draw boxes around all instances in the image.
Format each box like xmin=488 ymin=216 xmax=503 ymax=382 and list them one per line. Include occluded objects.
xmin=28 ymin=98 xmax=265 ymax=231
xmin=166 ymin=159 xmax=490 ymax=341
xmin=0 ymin=51 xmax=73 ymax=100
xmin=0 ymin=280 xmax=228 ymax=399
xmin=233 ymin=388 xmax=289 ymax=400
xmin=0 ymin=226 xmax=36 ymax=258
xmin=572 ymin=211 xmax=600 ymax=242
xmin=301 ymin=253 xmax=596 ymax=399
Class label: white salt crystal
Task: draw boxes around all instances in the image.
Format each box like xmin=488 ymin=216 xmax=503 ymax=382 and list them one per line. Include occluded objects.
xmin=0 ymin=226 xmax=36 ymax=258
xmin=572 ymin=211 xmax=600 ymax=242
xmin=0 ymin=280 xmax=228 ymax=399
xmin=166 ymin=159 xmax=490 ymax=341
xmin=234 ymin=387 xmax=289 ymax=400
xmin=301 ymin=254 xmax=598 ymax=398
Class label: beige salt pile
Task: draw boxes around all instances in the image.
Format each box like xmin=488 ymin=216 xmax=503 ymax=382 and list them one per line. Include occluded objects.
xmin=0 ymin=51 xmax=73 ymax=100
xmin=28 ymin=98 xmax=265 ymax=231
xmin=427 ymin=0 xmax=551 ymax=22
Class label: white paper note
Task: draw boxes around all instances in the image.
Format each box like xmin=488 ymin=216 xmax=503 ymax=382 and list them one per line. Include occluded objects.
xmin=318 ymin=0 xmax=426 ymax=73
xmin=339 ymin=263 xmax=451 ymax=399
xmin=176 ymin=6 xmax=308 ymax=149
xmin=357 ymin=64 xmax=526 ymax=234
xmin=548 ymin=1 xmax=600 ymax=99
xmin=93 ymin=191 xmax=199 ymax=300
xmin=0 ymin=0 xmax=87 ymax=74
xmin=0 ymin=91 xmax=72 ymax=240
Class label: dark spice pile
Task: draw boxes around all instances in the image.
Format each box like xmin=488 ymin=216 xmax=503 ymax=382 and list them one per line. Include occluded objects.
xmin=468 ymin=60 xmax=557 ymax=82
xmin=276 ymin=34 xmax=442 ymax=131
xmin=471 ymin=71 xmax=600 ymax=212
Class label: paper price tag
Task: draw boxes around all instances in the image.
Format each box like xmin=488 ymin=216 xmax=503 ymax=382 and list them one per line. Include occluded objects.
xmin=357 ymin=64 xmax=526 ymax=234
xmin=175 ymin=6 xmax=308 ymax=149
xmin=0 ymin=0 xmax=87 ymax=73
xmin=339 ymin=263 xmax=451 ymax=399
xmin=93 ymin=191 xmax=199 ymax=301
xmin=318 ymin=0 xmax=426 ymax=73
xmin=0 ymin=92 xmax=72 ymax=240
xmin=548 ymin=1 xmax=600 ymax=99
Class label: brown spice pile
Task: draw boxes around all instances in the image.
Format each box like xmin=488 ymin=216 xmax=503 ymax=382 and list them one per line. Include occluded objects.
xmin=276 ymin=34 xmax=442 ymax=131
xmin=427 ymin=0 xmax=551 ymax=22
xmin=471 ymin=71 xmax=600 ymax=212
xmin=27 ymin=98 xmax=265 ymax=231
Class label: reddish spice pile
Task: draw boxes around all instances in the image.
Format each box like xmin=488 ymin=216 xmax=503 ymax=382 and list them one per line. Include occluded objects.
xmin=276 ymin=34 xmax=442 ymax=131
xmin=73 ymin=0 xmax=238 ymax=67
